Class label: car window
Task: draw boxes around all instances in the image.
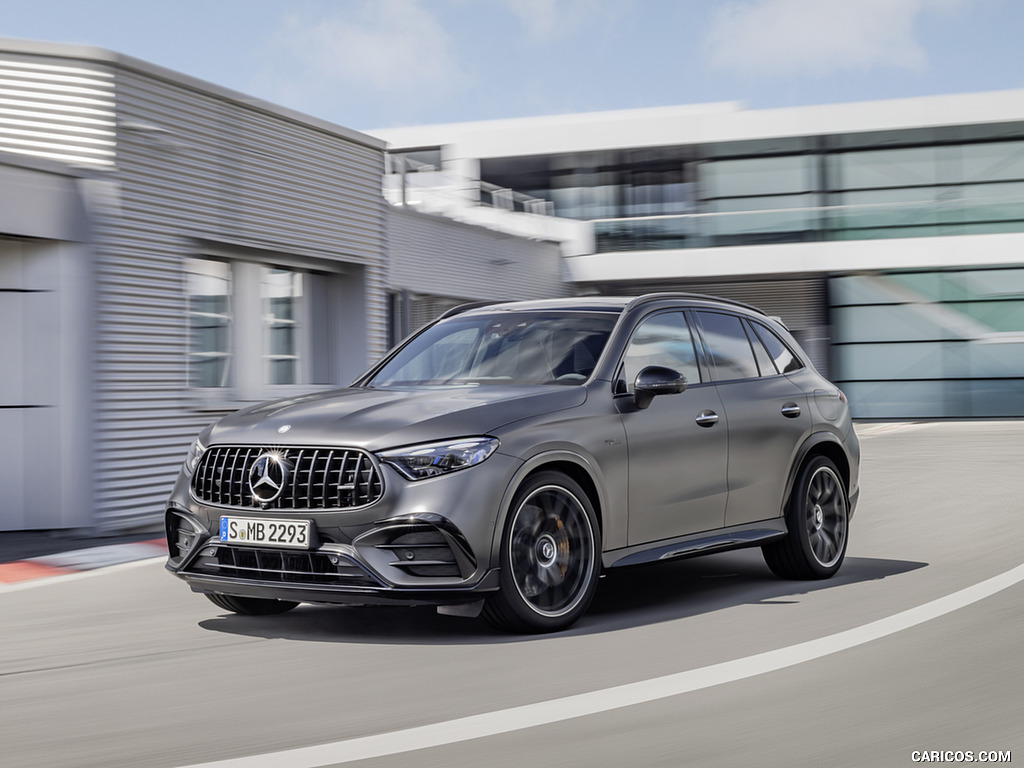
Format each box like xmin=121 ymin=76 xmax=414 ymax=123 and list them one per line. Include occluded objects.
xmin=369 ymin=312 xmax=617 ymax=386
xmin=743 ymin=319 xmax=779 ymax=376
xmin=695 ymin=311 xmax=760 ymax=381
xmin=620 ymin=311 xmax=701 ymax=393
xmin=751 ymin=321 xmax=803 ymax=374
xmin=382 ymin=325 xmax=480 ymax=384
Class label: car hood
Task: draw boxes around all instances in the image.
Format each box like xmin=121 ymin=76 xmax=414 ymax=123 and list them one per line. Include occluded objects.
xmin=206 ymin=385 xmax=588 ymax=451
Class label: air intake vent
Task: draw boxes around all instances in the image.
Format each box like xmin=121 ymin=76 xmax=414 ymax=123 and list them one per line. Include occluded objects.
xmin=186 ymin=546 xmax=382 ymax=588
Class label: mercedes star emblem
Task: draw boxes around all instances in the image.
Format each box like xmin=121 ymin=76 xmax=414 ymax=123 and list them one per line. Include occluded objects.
xmin=248 ymin=452 xmax=289 ymax=504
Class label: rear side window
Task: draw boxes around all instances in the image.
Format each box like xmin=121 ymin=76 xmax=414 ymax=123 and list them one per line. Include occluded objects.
xmin=695 ymin=311 xmax=759 ymax=381
xmin=751 ymin=321 xmax=803 ymax=374
xmin=743 ymin=319 xmax=778 ymax=376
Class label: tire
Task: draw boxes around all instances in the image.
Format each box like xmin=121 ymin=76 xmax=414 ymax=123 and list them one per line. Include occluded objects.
xmin=763 ymin=455 xmax=849 ymax=580
xmin=205 ymin=592 xmax=300 ymax=615
xmin=483 ymin=471 xmax=600 ymax=633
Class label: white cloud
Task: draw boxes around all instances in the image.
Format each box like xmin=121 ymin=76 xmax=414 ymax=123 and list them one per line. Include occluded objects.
xmin=502 ymin=0 xmax=562 ymax=40
xmin=275 ymin=0 xmax=468 ymax=99
xmin=499 ymin=0 xmax=624 ymax=43
xmin=703 ymin=0 xmax=967 ymax=78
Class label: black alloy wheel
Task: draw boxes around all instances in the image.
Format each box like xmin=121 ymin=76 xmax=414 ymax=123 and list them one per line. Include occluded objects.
xmin=763 ymin=455 xmax=849 ymax=580
xmin=483 ymin=471 xmax=600 ymax=633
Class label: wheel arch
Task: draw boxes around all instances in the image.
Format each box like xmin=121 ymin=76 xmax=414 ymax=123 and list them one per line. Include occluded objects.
xmin=490 ymin=451 xmax=606 ymax=564
xmin=784 ymin=432 xmax=852 ymax=513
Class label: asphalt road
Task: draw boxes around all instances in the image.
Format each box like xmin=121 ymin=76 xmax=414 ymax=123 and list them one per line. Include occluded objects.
xmin=3 ymin=422 xmax=1021 ymax=767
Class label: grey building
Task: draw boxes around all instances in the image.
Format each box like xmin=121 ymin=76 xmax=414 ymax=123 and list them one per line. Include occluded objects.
xmin=0 ymin=39 xmax=569 ymax=533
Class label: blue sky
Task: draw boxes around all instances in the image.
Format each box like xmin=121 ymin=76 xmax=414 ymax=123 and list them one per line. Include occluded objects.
xmin=2 ymin=0 xmax=1022 ymax=131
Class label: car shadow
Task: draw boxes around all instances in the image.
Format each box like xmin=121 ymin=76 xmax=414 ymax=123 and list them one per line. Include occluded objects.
xmin=196 ymin=551 xmax=927 ymax=645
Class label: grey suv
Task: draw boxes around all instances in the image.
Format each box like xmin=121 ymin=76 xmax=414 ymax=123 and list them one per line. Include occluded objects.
xmin=166 ymin=293 xmax=860 ymax=633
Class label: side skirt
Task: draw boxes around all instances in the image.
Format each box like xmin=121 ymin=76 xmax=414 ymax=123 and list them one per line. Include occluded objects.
xmin=603 ymin=521 xmax=787 ymax=570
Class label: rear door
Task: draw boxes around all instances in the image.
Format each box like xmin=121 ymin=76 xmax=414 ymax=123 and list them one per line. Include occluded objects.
xmin=693 ymin=311 xmax=811 ymax=528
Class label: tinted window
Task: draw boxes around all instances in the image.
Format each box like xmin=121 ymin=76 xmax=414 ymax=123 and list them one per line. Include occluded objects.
xmin=369 ymin=312 xmax=617 ymax=386
xmin=695 ymin=311 xmax=759 ymax=381
xmin=744 ymin=319 xmax=779 ymax=376
xmin=752 ymin=322 xmax=803 ymax=373
xmin=620 ymin=312 xmax=701 ymax=393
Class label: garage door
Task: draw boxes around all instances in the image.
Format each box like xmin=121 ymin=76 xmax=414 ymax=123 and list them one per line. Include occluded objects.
xmin=0 ymin=240 xmax=65 ymax=529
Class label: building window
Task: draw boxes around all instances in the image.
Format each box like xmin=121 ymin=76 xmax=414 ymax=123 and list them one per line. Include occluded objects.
xmin=186 ymin=259 xmax=232 ymax=388
xmin=186 ymin=257 xmax=341 ymax=400
xmin=262 ymin=267 xmax=302 ymax=385
xmin=828 ymin=140 xmax=1024 ymax=239
xmin=700 ymin=155 xmax=818 ymax=246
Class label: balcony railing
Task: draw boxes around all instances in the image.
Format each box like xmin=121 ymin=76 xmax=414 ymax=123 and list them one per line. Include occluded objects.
xmin=589 ymin=195 xmax=1024 ymax=252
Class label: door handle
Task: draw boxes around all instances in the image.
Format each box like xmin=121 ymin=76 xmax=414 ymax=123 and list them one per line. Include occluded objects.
xmin=781 ymin=402 xmax=801 ymax=418
xmin=695 ymin=410 xmax=719 ymax=428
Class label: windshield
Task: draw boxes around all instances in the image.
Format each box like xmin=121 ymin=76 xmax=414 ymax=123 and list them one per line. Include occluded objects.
xmin=368 ymin=311 xmax=619 ymax=387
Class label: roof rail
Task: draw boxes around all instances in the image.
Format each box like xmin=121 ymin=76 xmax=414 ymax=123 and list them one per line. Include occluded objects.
xmin=436 ymin=300 xmax=502 ymax=320
xmin=625 ymin=292 xmax=767 ymax=316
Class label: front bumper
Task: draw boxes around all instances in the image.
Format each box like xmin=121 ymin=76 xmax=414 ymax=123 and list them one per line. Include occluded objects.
xmin=165 ymin=506 xmax=502 ymax=606
xmin=164 ymin=448 xmax=521 ymax=607
xmin=164 ymin=444 xmax=524 ymax=606
xmin=174 ymin=567 xmax=501 ymax=607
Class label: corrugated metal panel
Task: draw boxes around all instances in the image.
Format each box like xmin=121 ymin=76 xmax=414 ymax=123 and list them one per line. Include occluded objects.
xmin=0 ymin=55 xmax=116 ymax=167
xmin=113 ymin=72 xmax=385 ymax=261
xmin=388 ymin=206 xmax=565 ymax=301
xmin=408 ymin=294 xmax=472 ymax=332
xmin=364 ymin=257 xmax=390 ymax=363
xmin=592 ymin=277 xmax=831 ymax=374
xmin=87 ymin=65 xmax=387 ymax=531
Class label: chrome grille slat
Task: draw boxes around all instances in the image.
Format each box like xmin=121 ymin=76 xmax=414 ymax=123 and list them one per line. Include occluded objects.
xmin=335 ymin=451 xmax=350 ymax=507
xmin=321 ymin=450 xmax=334 ymax=508
xmin=305 ymin=450 xmax=320 ymax=508
xmin=191 ymin=446 xmax=383 ymax=510
xmin=228 ymin=448 xmax=246 ymax=506
xmin=351 ymin=453 xmax=364 ymax=507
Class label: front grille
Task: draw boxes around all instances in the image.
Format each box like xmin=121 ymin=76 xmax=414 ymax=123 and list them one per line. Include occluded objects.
xmin=192 ymin=446 xmax=384 ymax=510
xmin=186 ymin=546 xmax=382 ymax=588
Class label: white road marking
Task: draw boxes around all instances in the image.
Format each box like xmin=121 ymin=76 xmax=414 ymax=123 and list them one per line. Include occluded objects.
xmin=0 ymin=556 xmax=166 ymax=594
xmin=177 ymin=562 xmax=1024 ymax=768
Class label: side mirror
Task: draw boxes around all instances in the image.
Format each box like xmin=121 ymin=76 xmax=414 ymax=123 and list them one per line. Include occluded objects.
xmin=634 ymin=366 xmax=687 ymax=410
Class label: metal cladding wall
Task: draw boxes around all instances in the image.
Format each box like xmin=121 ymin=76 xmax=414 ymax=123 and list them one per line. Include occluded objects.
xmin=85 ymin=59 xmax=387 ymax=531
xmin=0 ymin=53 xmax=116 ymax=167
xmin=388 ymin=206 xmax=565 ymax=300
xmin=388 ymin=206 xmax=566 ymax=337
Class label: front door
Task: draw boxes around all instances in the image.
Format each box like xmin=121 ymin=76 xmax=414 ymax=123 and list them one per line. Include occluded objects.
xmin=617 ymin=311 xmax=729 ymax=545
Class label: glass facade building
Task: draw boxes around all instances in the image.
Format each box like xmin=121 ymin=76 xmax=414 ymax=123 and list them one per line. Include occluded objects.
xmin=476 ymin=126 xmax=1024 ymax=253
xmin=376 ymin=93 xmax=1024 ymax=418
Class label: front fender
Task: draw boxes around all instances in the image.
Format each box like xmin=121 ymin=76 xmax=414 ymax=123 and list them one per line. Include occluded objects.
xmin=488 ymin=449 xmax=613 ymax=567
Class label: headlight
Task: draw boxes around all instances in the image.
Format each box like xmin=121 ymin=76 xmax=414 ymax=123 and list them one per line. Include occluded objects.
xmin=378 ymin=437 xmax=499 ymax=481
xmin=183 ymin=436 xmax=207 ymax=476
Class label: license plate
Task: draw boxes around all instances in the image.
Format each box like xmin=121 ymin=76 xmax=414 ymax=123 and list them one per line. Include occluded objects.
xmin=219 ymin=516 xmax=312 ymax=549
